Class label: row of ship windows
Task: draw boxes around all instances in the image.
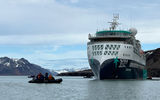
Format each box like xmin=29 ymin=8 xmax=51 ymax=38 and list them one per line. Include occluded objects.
xmin=92 ymin=51 xmax=119 ymax=56
xmin=105 ymin=44 xmax=120 ymax=50
xmin=92 ymin=44 xmax=121 ymax=51
xmin=124 ymin=46 xmax=132 ymax=49
xmin=92 ymin=45 xmax=103 ymax=51
xmin=92 ymin=51 xmax=130 ymax=57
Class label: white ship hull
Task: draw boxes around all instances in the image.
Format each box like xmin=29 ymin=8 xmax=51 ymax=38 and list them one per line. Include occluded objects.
xmin=87 ymin=42 xmax=147 ymax=79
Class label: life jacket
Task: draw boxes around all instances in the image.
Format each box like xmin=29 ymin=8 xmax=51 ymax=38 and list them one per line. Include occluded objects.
xmin=48 ymin=75 xmax=53 ymax=80
xmin=38 ymin=75 xmax=41 ymax=79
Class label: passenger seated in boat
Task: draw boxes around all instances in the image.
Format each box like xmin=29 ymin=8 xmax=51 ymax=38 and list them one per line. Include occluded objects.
xmin=45 ymin=73 xmax=48 ymax=80
xmin=36 ymin=73 xmax=44 ymax=80
xmin=48 ymin=74 xmax=55 ymax=80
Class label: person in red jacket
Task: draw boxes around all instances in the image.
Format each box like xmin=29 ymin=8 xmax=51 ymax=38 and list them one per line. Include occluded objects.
xmin=48 ymin=74 xmax=55 ymax=80
xmin=36 ymin=73 xmax=44 ymax=80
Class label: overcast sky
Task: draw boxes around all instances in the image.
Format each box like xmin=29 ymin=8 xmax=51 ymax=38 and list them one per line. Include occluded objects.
xmin=0 ymin=0 xmax=159 ymax=69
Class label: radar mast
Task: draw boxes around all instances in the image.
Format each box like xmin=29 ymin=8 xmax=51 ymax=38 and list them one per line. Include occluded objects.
xmin=108 ymin=14 xmax=120 ymax=30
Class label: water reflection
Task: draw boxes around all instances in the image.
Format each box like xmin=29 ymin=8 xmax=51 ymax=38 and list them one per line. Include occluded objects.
xmin=85 ymin=79 xmax=160 ymax=100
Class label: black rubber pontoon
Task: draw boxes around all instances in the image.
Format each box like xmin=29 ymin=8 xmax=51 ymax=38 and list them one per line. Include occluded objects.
xmin=28 ymin=78 xmax=63 ymax=83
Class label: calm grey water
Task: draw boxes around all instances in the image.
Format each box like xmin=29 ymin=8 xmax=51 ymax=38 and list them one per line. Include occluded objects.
xmin=0 ymin=76 xmax=160 ymax=100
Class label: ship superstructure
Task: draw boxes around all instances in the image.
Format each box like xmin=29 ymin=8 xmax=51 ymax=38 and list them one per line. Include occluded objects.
xmin=87 ymin=15 xmax=147 ymax=79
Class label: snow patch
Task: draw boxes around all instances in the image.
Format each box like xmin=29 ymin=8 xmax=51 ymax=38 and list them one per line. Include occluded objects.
xmin=148 ymin=51 xmax=153 ymax=55
xmin=4 ymin=62 xmax=10 ymax=66
xmin=16 ymin=64 xmax=19 ymax=67
xmin=22 ymin=61 xmax=25 ymax=64
xmin=55 ymin=67 xmax=89 ymax=74
xmin=55 ymin=70 xmax=69 ymax=74
xmin=12 ymin=58 xmax=19 ymax=62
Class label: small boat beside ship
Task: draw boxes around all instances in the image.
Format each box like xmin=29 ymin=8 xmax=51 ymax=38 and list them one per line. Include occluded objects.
xmin=28 ymin=73 xmax=63 ymax=83
xmin=28 ymin=78 xmax=63 ymax=83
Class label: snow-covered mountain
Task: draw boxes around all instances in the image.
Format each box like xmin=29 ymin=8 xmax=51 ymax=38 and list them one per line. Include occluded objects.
xmin=39 ymin=58 xmax=90 ymax=70
xmin=53 ymin=67 xmax=89 ymax=74
xmin=0 ymin=57 xmax=52 ymax=75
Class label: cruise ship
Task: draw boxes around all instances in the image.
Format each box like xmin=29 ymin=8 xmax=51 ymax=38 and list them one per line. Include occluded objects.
xmin=87 ymin=15 xmax=147 ymax=79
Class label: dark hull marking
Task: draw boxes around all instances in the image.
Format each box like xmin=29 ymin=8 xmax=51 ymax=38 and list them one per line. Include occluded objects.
xmin=89 ymin=59 xmax=147 ymax=80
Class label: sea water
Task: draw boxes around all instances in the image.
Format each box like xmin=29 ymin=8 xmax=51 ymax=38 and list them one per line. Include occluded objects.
xmin=0 ymin=76 xmax=160 ymax=100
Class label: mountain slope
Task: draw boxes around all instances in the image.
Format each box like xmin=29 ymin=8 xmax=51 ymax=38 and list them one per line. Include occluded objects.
xmin=0 ymin=57 xmax=52 ymax=75
xmin=145 ymin=48 xmax=160 ymax=76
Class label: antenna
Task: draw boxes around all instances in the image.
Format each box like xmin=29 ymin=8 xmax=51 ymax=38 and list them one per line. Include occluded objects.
xmin=108 ymin=14 xmax=120 ymax=30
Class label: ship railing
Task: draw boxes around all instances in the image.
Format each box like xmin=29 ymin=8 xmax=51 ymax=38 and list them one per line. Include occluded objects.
xmin=87 ymin=41 xmax=132 ymax=45
xmin=88 ymin=33 xmax=131 ymax=39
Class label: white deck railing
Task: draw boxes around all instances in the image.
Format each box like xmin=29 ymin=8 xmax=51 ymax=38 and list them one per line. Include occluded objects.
xmin=88 ymin=33 xmax=131 ymax=39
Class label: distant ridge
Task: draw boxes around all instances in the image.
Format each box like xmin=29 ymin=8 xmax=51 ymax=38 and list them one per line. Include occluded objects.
xmin=57 ymin=69 xmax=93 ymax=76
xmin=145 ymin=48 xmax=160 ymax=77
xmin=0 ymin=57 xmax=52 ymax=75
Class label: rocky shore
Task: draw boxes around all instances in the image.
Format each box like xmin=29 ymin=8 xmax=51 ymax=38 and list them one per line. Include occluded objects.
xmin=146 ymin=48 xmax=160 ymax=77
